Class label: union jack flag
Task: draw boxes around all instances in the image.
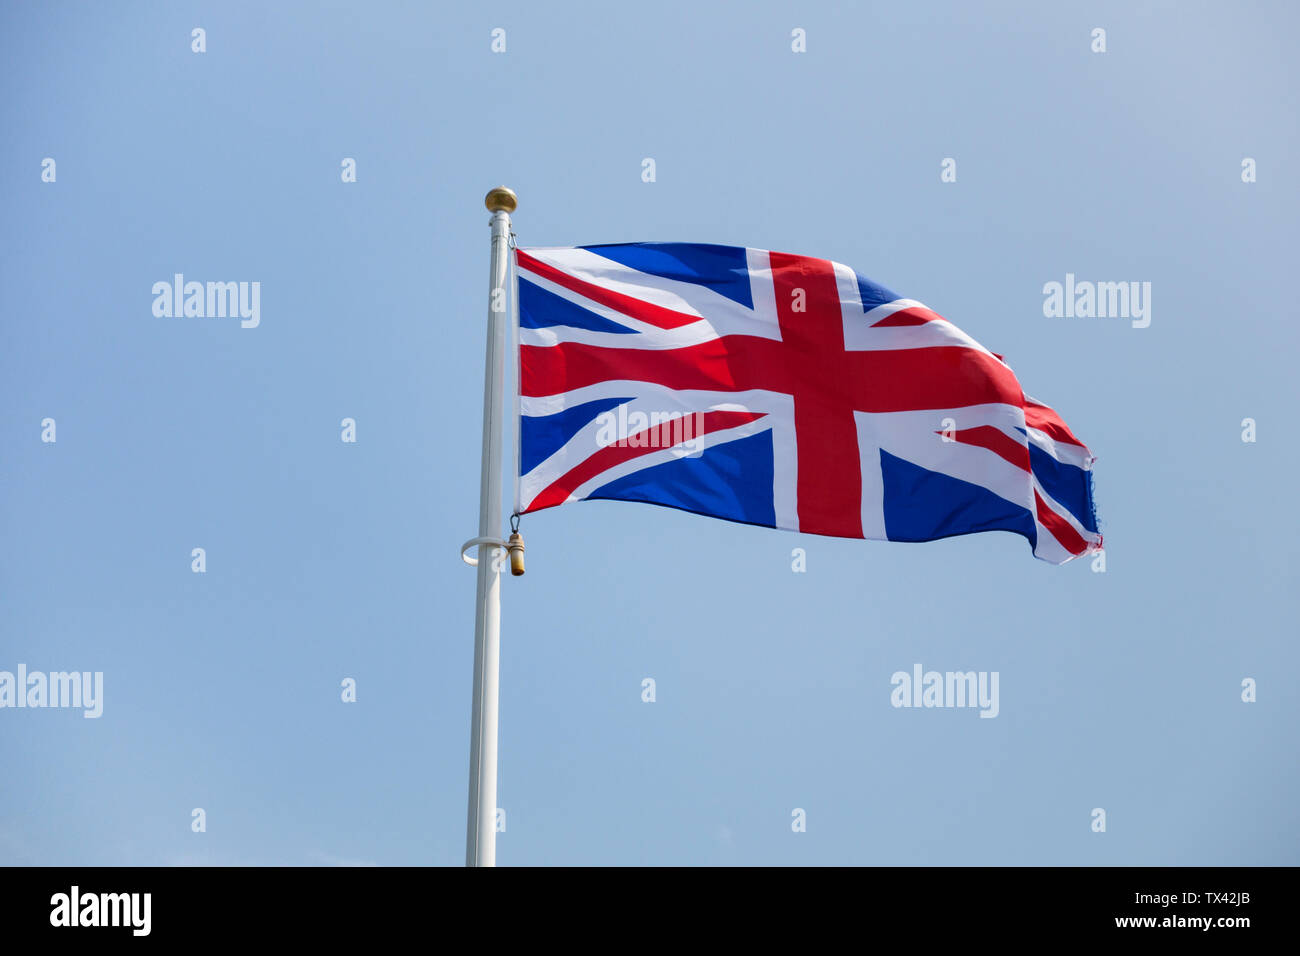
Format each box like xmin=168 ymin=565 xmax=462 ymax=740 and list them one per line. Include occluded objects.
xmin=515 ymin=243 xmax=1101 ymax=564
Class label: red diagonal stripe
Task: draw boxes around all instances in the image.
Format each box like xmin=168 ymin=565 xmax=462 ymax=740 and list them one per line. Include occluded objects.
xmin=939 ymin=425 xmax=1031 ymax=472
xmin=871 ymin=305 xmax=947 ymax=328
xmin=516 ymin=250 xmax=701 ymax=331
xmin=527 ymin=409 xmax=767 ymax=512
xmin=1025 ymin=398 xmax=1087 ymax=448
xmin=1034 ymin=490 xmax=1088 ymax=555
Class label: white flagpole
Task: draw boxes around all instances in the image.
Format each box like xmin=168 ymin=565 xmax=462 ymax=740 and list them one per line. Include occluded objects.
xmin=465 ymin=186 xmax=517 ymax=867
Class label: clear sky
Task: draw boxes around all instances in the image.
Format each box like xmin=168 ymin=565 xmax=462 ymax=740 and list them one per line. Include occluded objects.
xmin=2 ymin=0 xmax=1296 ymax=866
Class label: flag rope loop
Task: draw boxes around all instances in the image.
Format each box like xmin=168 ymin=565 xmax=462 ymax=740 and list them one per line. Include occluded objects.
xmin=460 ymin=536 xmax=507 ymax=568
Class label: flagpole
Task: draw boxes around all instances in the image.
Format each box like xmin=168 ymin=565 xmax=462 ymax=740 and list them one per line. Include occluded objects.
xmin=465 ymin=186 xmax=516 ymax=867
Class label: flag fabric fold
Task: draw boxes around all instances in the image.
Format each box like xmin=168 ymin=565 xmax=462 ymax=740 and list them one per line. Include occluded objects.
xmin=515 ymin=242 xmax=1101 ymax=564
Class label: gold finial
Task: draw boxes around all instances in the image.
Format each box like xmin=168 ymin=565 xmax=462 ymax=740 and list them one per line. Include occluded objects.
xmin=485 ymin=186 xmax=518 ymax=213
xmin=506 ymin=531 xmax=525 ymax=576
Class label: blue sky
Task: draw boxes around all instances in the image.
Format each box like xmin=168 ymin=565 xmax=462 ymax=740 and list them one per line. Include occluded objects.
xmin=2 ymin=0 xmax=1296 ymax=865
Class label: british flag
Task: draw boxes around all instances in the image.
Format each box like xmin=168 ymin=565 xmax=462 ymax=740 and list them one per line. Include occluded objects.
xmin=515 ymin=243 xmax=1101 ymax=564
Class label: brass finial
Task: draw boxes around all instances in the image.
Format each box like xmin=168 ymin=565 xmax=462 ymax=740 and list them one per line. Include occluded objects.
xmin=506 ymin=531 xmax=525 ymax=576
xmin=485 ymin=186 xmax=518 ymax=213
